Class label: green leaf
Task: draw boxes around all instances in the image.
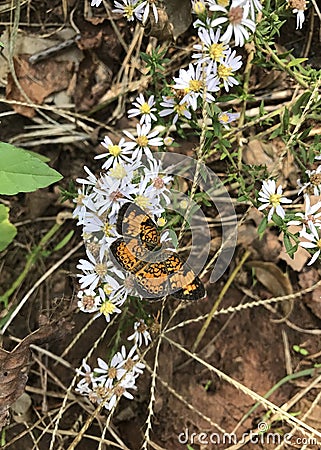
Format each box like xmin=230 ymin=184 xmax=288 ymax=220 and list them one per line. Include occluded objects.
xmin=25 ymin=149 xmax=50 ymax=162
xmin=53 ymin=230 xmax=74 ymax=252
xmin=166 ymin=229 xmax=178 ymax=248
xmin=272 ymin=213 xmax=283 ymax=227
xmin=0 ymin=142 xmax=63 ymax=195
xmin=0 ymin=204 xmax=17 ymax=251
xmin=258 ymin=216 xmax=268 ymax=236
xmin=287 ymin=58 xmax=308 ymax=68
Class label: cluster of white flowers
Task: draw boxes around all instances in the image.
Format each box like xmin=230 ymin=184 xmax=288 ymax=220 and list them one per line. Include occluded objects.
xmin=258 ymin=157 xmax=321 ymax=266
xmin=74 ymin=114 xmax=173 ymax=319
xmin=76 ymin=322 xmax=151 ymax=410
xmin=91 ymin=0 xmax=158 ymax=24
xmin=158 ymin=0 xmax=262 ymax=125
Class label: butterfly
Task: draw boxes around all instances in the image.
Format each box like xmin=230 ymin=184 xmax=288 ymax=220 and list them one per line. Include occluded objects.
xmin=109 ymin=202 xmax=206 ymax=300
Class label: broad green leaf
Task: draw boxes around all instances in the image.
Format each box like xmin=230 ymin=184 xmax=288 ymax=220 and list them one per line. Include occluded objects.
xmin=0 ymin=204 xmax=17 ymax=251
xmin=25 ymin=149 xmax=50 ymax=162
xmin=0 ymin=142 xmax=63 ymax=195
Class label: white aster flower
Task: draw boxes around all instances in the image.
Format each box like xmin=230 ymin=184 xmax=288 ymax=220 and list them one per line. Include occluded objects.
xmin=218 ymin=111 xmax=240 ymax=128
xmin=77 ymin=250 xmax=106 ymax=290
xmin=106 ymin=374 xmax=137 ymax=410
xmin=159 ymin=95 xmax=192 ymax=125
xmin=76 ymin=359 xmax=94 ymax=384
xmin=95 ymin=136 xmax=132 ymax=170
xmin=298 ymin=165 xmax=321 ymax=196
xmin=214 ymin=48 xmax=243 ymax=91
xmin=117 ymin=345 xmax=145 ymax=376
xmin=73 ymin=186 xmax=97 ymax=225
xmin=75 ymin=378 xmax=93 ymax=396
xmin=94 ymin=355 xmax=126 ymax=387
xmin=288 ymin=195 xmax=321 ymax=235
xmin=143 ymin=158 xmax=172 ymax=205
xmin=293 ymin=8 xmax=305 ymax=29
xmin=95 ymin=286 xmax=123 ymax=322
xmin=128 ymin=320 xmax=152 ymax=347
xmin=258 ymin=179 xmax=292 ymax=221
xmin=193 ymin=28 xmax=229 ymax=71
xmin=300 ymin=222 xmax=321 ymax=265
xmin=173 ymin=63 xmax=220 ymax=111
xmin=113 ymin=0 xmax=142 ymax=21
xmin=76 ymin=165 xmax=98 ymax=188
xmin=210 ymin=1 xmax=256 ymax=47
xmin=127 ymin=94 xmax=157 ymax=125
xmin=139 ymin=0 xmax=159 ymax=23
xmin=77 ymin=288 xmax=101 ymax=313
xmin=91 ymin=0 xmax=103 ymax=6
xmin=77 ymin=250 xmax=123 ymax=291
xmin=123 ymin=123 xmax=164 ymax=161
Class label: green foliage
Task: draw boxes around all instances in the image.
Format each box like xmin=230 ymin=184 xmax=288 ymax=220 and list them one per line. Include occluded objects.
xmin=140 ymin=46 xmax=170 ymax=85
xmin=0 ymin=142 xmax=63 ymax=251
xmin=293 ymin=345 xmax=309 ymax=356
xmin=0 ymin=142 xmax=62 ymax=195
xmin=0 ymin=205 xmax=17 ymax=252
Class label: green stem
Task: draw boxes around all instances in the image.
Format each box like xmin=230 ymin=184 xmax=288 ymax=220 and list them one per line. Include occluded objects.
xmin=238 ymin=367 xmax=321 ymax=428
xmin=0 ymin=222 xmax=62 ymax=308
xmin=255 ymin=40 xmax=309 ymax=89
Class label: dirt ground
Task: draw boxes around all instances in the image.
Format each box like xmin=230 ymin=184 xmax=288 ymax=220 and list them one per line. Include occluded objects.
xmin=1 ymin=1 xmax=321 ymax=449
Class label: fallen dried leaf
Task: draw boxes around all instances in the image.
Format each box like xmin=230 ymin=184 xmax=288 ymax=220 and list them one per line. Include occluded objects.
xmin=0 ymin=318 xmax=73 ymax=430
xmin=247 ymin=261 xmax=293 ymax=297
xmin=6 ymin=55 xmax=74 ymax=117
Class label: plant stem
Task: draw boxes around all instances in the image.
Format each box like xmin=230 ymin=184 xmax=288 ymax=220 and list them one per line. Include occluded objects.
xmin=0 ymin=222 xmax=62 ymax=308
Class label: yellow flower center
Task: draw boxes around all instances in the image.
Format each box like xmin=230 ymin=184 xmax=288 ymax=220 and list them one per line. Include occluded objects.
xmin=124 ymin=5 xmax=134 ymax=19
xmin=136 ymin=135 xmax=149 ymax=148
xmin=193 ymin=1 xmax=206 ymax=14
xmin=310 ymin=173 xmax=321 ymax=186
xmin=109 ymin=163 xmax=127 ymax=180
xmin=217 ymin=0 xmax=229 ymax=6
xmin=219 ymin=113 xmax=229 ymax=123
xmin=95 ymin=263 xmax=107 ymax=277
xmin=140 ymin=102 xmax=151 ymax=114
xmin=218 ymin=64 xmax=232 ymax=80
xmin=288 ymin=0 xmax=307 ymax=10
xmin=108 ymin=144 xmax=121 ymax=157
xmin=174 ymin=103 xmax=188 ymax=115
xmin=209 ymin=43 xmax=225 ymax=61
xmin=157 ymin=217 xmax=166 ymax=227
xmin=188 ymin=79 xmax=203 ymax=92
xmin=76 ymin=193 xmax=85 ymax=205
xmin=103 ymin=222 xmax=113 ymax=236
xmin=317 ymin=238 xmax=321 ymax=250
xmin=100 ymin=301 xmax=116 ymax=316
xmin=180 ymin=199 xmax=189 ymax=209
xmin=135 ymin=195 xmax=151 ymax=209
xmin=269 ymin=193 xmax=282 ymax=207
xmin=103 ymin=283 xmax=113 ymax=295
